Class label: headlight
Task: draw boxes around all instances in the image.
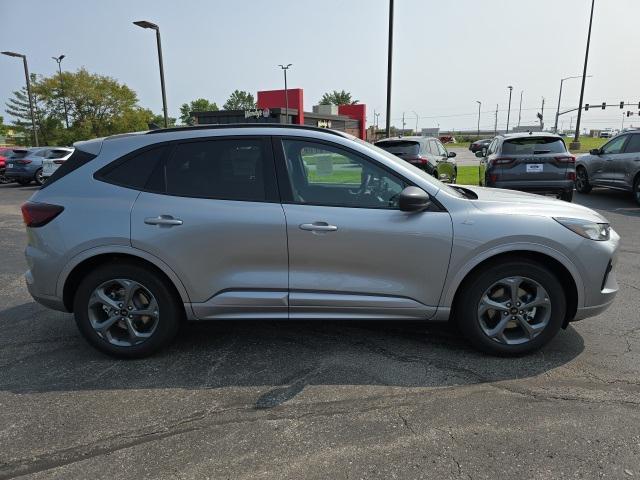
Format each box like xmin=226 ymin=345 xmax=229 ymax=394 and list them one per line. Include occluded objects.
xmin=554 ymin=217 xmax=610 ymax=241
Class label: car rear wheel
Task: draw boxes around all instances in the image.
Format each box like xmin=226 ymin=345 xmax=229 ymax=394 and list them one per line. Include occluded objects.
xmin=455 ymin=259 xmax=565 ymax=356
xmin=34 ymin=168 xmax=44 ymax=186
xmin=575 ymin=167 xmax=592 ymax=194
xmin=73 ymin=263 xmax=182 ymax=358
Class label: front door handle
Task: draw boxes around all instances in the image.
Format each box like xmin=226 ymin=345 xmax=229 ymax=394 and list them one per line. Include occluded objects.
xmin=144 ymin=215 xmax=183 ymax=227
xmin=299 ymin=222 xmax=338 ymax=232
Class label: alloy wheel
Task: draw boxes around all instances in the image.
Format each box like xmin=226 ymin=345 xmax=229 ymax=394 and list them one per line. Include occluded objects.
xmin=87 ymin=278 xmax=159 ymax=347
xmin=576 ymin=169 xmax=587 ymax=191
xmin=477 ymin=276 xmax=552 ymax=345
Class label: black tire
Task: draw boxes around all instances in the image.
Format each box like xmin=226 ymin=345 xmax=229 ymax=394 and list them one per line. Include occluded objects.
xmin=73 ymin=263 xmax=182 ymax=358
xmin=575 ymin=166 xmax=592 ymax=194
xmin=455 ymin=259 xmax=566 ymax=356
xmin=34 ymin=168 xmax=44 ymax=186
xmin=634 ymin=176 xmax=640 ymax=206
xmin=17 ymin=179 xmax=31 ymax=186
xmin=559 ymin=190 xmax=573 ymax=202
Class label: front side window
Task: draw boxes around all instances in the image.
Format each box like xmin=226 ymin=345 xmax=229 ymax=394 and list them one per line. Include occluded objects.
xmin=428 ymin=140 xmax=439 ymax=155
xmin=601 ymin=135 xmax=628 ymax=155
xmin=435 ymin=141 xmax=448 ymax=157
xmin=623 ymin=134 xmax=640 ymax=154
xmin=165 ymin=138 xmax=271 ymax=201
xmin=282 ymin=139 xmax=407 ymax=209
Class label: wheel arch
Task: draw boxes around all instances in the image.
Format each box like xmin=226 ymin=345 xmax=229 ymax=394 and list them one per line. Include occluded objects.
xmin=446 ymin=248 xmax=581 ymax=327
xmin=59 ymin=246 xmax=191 ymax=313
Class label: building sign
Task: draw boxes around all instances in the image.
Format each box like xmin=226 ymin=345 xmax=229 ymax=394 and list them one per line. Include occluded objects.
xmin=244 ymin=108 xmax=270 ymax=119
xmin=317 ymin=120 xmax=332 ymax=128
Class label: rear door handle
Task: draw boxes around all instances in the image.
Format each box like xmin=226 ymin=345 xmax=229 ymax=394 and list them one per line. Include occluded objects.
xmin=299 ymin=222 xmax=338 ymax=232
xmin=144 ymin=215 xmax=183 ymax=227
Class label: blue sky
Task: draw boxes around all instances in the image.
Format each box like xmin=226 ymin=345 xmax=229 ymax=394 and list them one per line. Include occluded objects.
xmin=1 ymin=0 xmax=638 ymax=131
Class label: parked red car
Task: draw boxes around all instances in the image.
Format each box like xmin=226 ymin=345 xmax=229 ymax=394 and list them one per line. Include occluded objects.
xmin=0 ymin=147 xmax=15 ymax=184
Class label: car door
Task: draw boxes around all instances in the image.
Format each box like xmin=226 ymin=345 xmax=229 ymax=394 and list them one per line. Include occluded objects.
xmin=275 ymin=137 xmax=453 ymax=320
xmin=592 ymin=135 xmax=628 ymax=185
xmin=434 ymin=139 xmax=455 ymax=182
xmin=130 ymin=137 xmax=289 ymax=319
xmin=479 ymin=138 xmax=498 ymax=186
xmin=614 ymin=133 xmax=640 ymax=189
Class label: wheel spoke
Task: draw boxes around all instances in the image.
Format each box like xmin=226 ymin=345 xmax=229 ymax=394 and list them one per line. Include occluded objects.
xmin=504 ymin=277 xmax=522 ymax=305
xmin=90 ymin=288 xmax=120 ymax=310
xmin=131 ymin=297 xmax=158 ymax=318
xmin=94 ymin=314 xmax=121 ymax=334
xmin=478 ymin=295 xmax=508 ymax=315
xmin=515 ymin=315 xmax=536 ymax=339
xmin=521 ymin=289 xmax=550 ymax=310
xmin=485 ymin=315 xmax=511 ymax=340
xmin=121 ymin=280 xmax=140 ymax=308
xmin=125 ymin=317 xmax=152 ymax=341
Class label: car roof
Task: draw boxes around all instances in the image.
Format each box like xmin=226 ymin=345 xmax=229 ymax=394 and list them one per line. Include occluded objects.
xmin=141 ymin=123 xmax=353 ymax=139
xmin=498 ymin=132 xmax=562 ymax=139
xmin=375 ymin=136 xmax=436 ymax=142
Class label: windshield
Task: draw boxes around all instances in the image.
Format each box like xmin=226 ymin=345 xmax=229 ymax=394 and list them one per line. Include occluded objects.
xmin=375 ymin=140 xmax=420 ymax=156
xmin=354 ymin=138 xmax=465 ymax=198
xmin=502 ymin=137 xmax=567 ymax=155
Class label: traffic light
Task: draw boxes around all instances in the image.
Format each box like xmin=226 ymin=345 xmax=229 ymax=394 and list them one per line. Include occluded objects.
xmin=584 ymin=104 xmax=589 ymax=111
xmin=620 ymin=101 xmax=625 ymax=109
xmin=628 ymin=111 xmax=632 ymax=117
xmin=601 ymin=102 xmax=606 ymax=110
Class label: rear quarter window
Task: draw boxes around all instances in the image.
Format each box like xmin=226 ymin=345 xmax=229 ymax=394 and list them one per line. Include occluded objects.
xmin=96 ymin=145 xmax=168 ymax=191
xmin=41 ymin=149 xmax=97 ymax=188
xmin=501 ymin=137 xmax=567 ymax=155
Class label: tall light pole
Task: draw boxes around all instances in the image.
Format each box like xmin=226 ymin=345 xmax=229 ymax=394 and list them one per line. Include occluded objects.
xmin=475 ymin=101 xmax=481 ymax=137
xmin=412 ymin=110 xmax=419 ymax=134
xmin=518 ymin=90 xmax=523 ymax=127
xmin=572 ymin=0 xmax=595 ymax=150
xmin=52 ymin=54 xmax=69 ymax=128
xmin=385 ymin=0 xmax=394 ymax=137
xmin=2 ymin=51 xmax=38 ymax=146
xmin=278 ymin=64 xmax=292 ymax=124
xmin=134 ymin=20 xmax=168 ymax=128
xmin=506 ymin=86 xmax=513 ymax=132
xmin=554 ymin=75 xmax=592 ymax=132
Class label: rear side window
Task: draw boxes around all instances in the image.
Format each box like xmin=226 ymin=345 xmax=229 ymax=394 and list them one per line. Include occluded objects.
xmin=163 ymin=138 xmax=275 ymax=201
xmin=501 ymin=137 xmax=567 ymax=155
xmin=42 ymin=149 xmax=97 ymax=188
xmin=375 ymin=141 xmax=420 ymax=156
xmin=9 ymin=150 xmax=28 ymax=160
xmin=98 ymin=145 xmax=167 ymax=190
xmin=624 ymin=134 xmax=640 ymax=154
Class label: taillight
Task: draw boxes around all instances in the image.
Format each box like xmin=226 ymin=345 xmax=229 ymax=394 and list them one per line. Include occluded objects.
xmin=489 ymin=174 xmax=498 ymax=183
xmin=21 ymin=202 xmax=64 ymax=228
xmin=492 ymin=157 xmax=515 ymax=165
xmin=406 ymin=155 xmax=428 ymax=165
xmin=16 ymin=159 xmax=32 ymax=165
xmin=566 ymin=171 xmax=576 ymax=181
xmin=557 ymin=155 xmax=576 ymax=164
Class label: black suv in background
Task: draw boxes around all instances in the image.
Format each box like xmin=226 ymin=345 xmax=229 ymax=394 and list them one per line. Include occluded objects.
xmin=375 ymin=136 xmax=457 ymax=183
xmin=477 ymin=133 xmax=575 ymax=201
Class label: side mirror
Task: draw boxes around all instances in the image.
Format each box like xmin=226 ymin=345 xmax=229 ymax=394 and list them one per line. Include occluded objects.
xmin=589 ymin=148 xmax=601 ymax=155
xmin=399 ymin=186 xmax=431 ymax=212
xmin=447 ymin=151 xmax=457 ymax=158
xmin=475 ymin=150 xmax=485 ymax=158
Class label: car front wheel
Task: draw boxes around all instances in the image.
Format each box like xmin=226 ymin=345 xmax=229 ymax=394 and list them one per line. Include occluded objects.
xmin=34 ymin=168 xmax=44 ymax=186
xmin=575 ymin=167 xmax=592 ymax=194
xmin=456 ymin=259 xmax=565 ymax=356
xmin=73 ymin=263 xmax=182 ymax=358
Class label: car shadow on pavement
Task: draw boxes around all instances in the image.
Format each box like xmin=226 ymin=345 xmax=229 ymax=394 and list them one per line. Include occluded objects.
xmin=0 ymin=302 xmax=584 ymax=408
xmin=575 ymin=189 xmax=640 ymax=217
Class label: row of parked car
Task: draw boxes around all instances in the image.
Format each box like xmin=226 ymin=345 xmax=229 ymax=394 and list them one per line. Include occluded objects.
xmin=0 ymin=146 xmax=74 ymax=185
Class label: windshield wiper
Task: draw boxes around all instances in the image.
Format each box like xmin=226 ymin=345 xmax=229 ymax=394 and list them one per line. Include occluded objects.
xmin=533 ymin=149 xmax=551 ymax=154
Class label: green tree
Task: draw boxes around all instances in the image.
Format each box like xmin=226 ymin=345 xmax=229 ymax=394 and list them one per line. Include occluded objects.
xmin=319 ymin=90 xmax=358 ymax=106
xmin=223 ymin=90 xmax=256 ymax=110
xmin=179 ymin=98 xmax=218 ymax=125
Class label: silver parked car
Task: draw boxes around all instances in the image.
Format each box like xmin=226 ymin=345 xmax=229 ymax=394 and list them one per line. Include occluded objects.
xmin=23 ymin=125 xmax=619 ymax=358
xmin=575 ymin=130 xmax=640 ymax=205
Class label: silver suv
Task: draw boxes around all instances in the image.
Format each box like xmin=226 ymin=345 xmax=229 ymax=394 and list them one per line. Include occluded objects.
xmin=23 ymin=125 xmax=619 ymax=358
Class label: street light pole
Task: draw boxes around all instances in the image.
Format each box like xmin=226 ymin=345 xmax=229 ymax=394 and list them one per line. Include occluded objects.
xmin=278 ymin=64 xmax=292 ymax=124
xmin=518 ymin=90 xmax=523 ymax=127
xmin=572 ymin=0 xmax=595 ymax=149
xmin=385 ymin=0 xmax=394 ymax=137
xmin=2 ymin=51 xmax=38 ymax=146
xmin=412 ymin=110 xmax=419 ymax=135
xmin=476 ymin=101 xmax=481 ymax=137
xmin=52 ymin=55 xmax=69 ymax=128
xmin=133 ymin=20 xmax=168 ymax=128
xmin=506 ymin=86 xmax=513 ymax=132
xmin=554 ymin=75 xmax=592 ymax=133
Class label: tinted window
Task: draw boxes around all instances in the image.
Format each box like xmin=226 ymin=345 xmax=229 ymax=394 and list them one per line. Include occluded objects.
xmin=428 ymin=140 xmax=439 ymax=155
xmin=46 ymin=149 xmax=72 ymax=159
xmin=99 ymin=146 xmax=166 ymax=190
xmin=435 ymin=141 xmax=447 ymax=156
xmin=7 ymin=150 xmax=28 ymax=159
xmin=601 ymin=135 xmax=627 ymax=155
xmin=501 ymin=137 xmax=567 ymax=155
xmin=282 ymin=139 xmax=407 ymax=209
xmin=625 ymin=134 xmax=640 ymax=154
xmin=487 ymin=139 xmax=498 ymax=155
xmin=42 ymin=149 xmax=97 ymax=188
xmin=165 ymin=139 xmax=270 ymax=201
xmin=375 ymin=140 xmax=420 ymax=156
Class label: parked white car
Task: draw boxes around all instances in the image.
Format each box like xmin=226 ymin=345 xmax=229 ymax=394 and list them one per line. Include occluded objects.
xmin=42 ymin=148 xmax=74 ymax=179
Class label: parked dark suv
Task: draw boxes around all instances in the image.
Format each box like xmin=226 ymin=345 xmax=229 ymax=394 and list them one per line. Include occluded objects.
xmin=375 ymin=136 xmax=457 ymax=183
xmin=575 ymin=130 xmax=640 ymax=205
xmin=477 ymin=133 xmax=575 ymax=201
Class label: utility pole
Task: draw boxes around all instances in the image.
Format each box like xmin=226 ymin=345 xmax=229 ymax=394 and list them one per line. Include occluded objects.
xmin=506 ymin=86 xmax=513 ymax=132
xmin=1 ymin=51 xmax=38 ymax=146
xmin=572 ymin=0 xmax=595 ymax=150
xmin=385 ymin=0 xmax=394 ymax=137
xmin=476 ymin=101 xmax=481 ymax=137
xmin=518 ymin=90 xmax=523 ymax=127
xmin=412 ymin=110 xmax=419 ymax=134
xmin=52 ymin=55 xmax=69 ymax=128
xmin=278 ymin=64 xmax=292 ymax=123
xmin=540 ymin=97 xmax=545 ymax=130
xmin=401 ymin=112 xmax=406 ymax=135
xmin=494 ymin=104 xmax=498 ymax=135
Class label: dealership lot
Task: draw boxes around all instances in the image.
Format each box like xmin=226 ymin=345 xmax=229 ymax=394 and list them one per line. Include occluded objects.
xmin=0 ymin=182 xmax=639 ymax=479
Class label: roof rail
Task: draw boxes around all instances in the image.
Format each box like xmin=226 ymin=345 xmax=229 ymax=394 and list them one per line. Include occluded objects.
xmin=145 ymin=123 xmax=350 ymax=137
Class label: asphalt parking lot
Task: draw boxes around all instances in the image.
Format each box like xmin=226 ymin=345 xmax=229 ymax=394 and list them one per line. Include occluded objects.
xmin=0 ymin=182 xmax=639 ymax=479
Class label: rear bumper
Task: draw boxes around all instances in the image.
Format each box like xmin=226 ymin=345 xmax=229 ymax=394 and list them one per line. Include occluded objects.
xmin=5 ymin=168 xmax=35 ymax=180
xmin=25 ymin=269 xmax=68 ymax=312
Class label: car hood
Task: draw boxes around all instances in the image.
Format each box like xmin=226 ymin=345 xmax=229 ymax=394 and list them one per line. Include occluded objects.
xmin=460 ymin=185 xmax=608 ymax=223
